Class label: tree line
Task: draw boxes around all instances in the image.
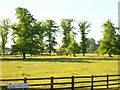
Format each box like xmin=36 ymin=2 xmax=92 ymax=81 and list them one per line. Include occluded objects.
xmin=0 ymin=7 xmax=120 ymax=59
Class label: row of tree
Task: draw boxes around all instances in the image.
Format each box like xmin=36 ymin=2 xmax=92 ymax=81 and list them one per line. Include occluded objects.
xmin=0 ymin=7 xmax=120 ymax=58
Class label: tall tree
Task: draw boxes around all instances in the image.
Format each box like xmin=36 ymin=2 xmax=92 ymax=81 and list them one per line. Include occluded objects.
xmin=78 ymin=21 xmax=90 ymax=56
xmin=98 ymin=20 xmax=116 ymax=57
xmin=44 ymin=19 xmax=58 ymax=56
xmin=11 ymin=7 xmax=36 ymax=59
xmin=68 ymin=32 xmax=79 ymax=57
xmin=60 ymin=19 xmax=74 ymax=56
xmin=33 ymin=21 xmax=45 ymax=55
xmin=0 ymin=19 xmax=11 ymax=56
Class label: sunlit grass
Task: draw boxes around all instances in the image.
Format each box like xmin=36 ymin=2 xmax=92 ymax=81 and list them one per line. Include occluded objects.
xmin=1 ymin=54 xmax=119 ymax=78
xmin=1 ymin=54 xmax=119 ymax=89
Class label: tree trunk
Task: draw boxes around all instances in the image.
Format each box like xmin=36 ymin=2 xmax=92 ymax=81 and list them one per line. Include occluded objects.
xmin=3 ymin=48 xmax=5 ymax=57
xmin=73 ymin=53 xmax=76 ymax=57
xmin=40 ymin=51 xmax=42 ymax=56
xmin=23 ymin=53 xmax=26 ymax=59
xmin=66 ymin=53 xmax=68 ymax=56
xmin=108 ymin=53 xmax=112 ymax=57
xmin=49 ymin=52 xmax=51 ymax=56
xmin=83 ymin=52 xmax=85 ymax=56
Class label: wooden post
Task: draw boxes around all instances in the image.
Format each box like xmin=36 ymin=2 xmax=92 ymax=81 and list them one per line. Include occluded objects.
xmin=71 ymin=76 xmax=74 ymax=90
xmin=106 ymin=74 xmax=109 ymax=88
xmin=24 ymin=77 xmax=27 ymax=90
xmin=24 ymin=77 xmax=27 ymax=83
xmin=91 ymin=75 xmax=93 ymax=90
xmin=51 ymin=76 xmax=54 ymax=90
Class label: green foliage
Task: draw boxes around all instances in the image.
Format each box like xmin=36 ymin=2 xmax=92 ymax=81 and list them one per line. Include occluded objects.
xmin=0 ymin=42 xmax=2 ymax=55
xmin=78 ymin=21 xmax=90 ymax=56
xmin=61 ymin=19 xmax=74 ymax=55
xmin=2 ymin=7 xmax=120 ymax=57
xmin=11 ymin=7 xmax=37 ymax=58
xmin=0 ymin=19 xmax=11 ymax=56
xmin=98 ymin=20 xmax=117 ymax=57
xmin=56 ymin=47 xmax=65 ymax=55
xmin=86 ymin=38 xmax=97 ymax=53
xmin=44 ymin=19 xmax=58 ymax=55
xmin=33 ymin=21 xmax=46 ymax=55
xmin=67 ymin=32 xmax=80 ymax=56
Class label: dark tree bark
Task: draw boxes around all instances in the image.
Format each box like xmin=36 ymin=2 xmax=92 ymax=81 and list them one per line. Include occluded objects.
xmin=23 ymin=53 xmax=26 ymax=59
xmin=108 ymin=53 xmax=112 ymax=57
xmin=73 ymin=53 xmax=76 ymax=57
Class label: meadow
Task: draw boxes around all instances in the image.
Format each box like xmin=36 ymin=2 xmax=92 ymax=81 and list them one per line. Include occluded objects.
xmin=1 ymin=54 xmax=119 ymax=78
xmin=1 ymin=54 xmax=120 ymax=89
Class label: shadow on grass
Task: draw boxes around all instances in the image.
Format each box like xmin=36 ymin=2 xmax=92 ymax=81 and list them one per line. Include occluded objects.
xmin=0 ymin=57 xmax=120 ymax=63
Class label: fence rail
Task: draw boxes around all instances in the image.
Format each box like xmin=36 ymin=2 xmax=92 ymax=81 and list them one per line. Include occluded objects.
xmin=0 ymin=74 xmax=120 ymax=90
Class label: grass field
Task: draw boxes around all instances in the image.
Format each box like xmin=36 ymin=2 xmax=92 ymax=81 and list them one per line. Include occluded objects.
xmin=1 ymin=54 xmax=120 ymax=89
xmin=1 ymin=54 xmax=119 ymax=78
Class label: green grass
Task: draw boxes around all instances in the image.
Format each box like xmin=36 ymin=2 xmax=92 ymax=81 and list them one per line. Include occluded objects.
xmin=1 ymin=55 xmax=119 ymax=89
xmin=1 ymin=55 xmax=119 ymax=78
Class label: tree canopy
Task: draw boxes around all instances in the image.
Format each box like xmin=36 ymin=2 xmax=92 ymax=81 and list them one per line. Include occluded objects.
xmin=44 ymin=19 xmax=58 ymax=55
xmin=98 ymin=20 xmax=117 ymax=57
xmin=1 ymin=7 xmax=120 ymax=58
xmin=60 ymin=19 xmax=74 ymax=56
xmin=0 ymin=19 xmax=11 ymax=56
xmin=78 ymin=21 xmax=90 ymax=56
xmin=11 ymin=7 xmax=37 ymax=59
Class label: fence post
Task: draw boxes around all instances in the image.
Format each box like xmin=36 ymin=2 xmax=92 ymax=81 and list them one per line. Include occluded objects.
xmin=71 ymin=76 xmax=74 ymax=90
xmin=51 ymin=76 xmax=54 ymax=90
xmin=106 ymin=74 xmax=109 ymax=89
xmin=24 ymin=77 xmax=27 ymax=90
xmin=24 ymin=77 xmax=27 ymax=83
xmin=91 ymin=75 xmax=93 ymax=90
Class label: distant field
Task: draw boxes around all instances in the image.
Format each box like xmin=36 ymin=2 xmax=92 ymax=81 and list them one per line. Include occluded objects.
xmin=1 ymin=54 xmax=119 ymax=78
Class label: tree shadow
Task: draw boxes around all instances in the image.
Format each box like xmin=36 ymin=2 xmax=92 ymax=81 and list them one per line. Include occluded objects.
xmin=1 ymin=57 xmax=120 ymax=63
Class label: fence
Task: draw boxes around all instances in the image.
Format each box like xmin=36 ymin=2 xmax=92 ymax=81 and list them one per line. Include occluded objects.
xmin=1 ymin=74 xmax=120 ymax=90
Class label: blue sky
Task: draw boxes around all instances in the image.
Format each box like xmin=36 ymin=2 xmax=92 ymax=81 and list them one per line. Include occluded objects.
xmin=0 ymin=0 xmax=119 ymax=47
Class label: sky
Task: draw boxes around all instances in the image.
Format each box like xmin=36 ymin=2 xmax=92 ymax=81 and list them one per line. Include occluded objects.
xmin=0 ymin=0 xmax=119 ymax=48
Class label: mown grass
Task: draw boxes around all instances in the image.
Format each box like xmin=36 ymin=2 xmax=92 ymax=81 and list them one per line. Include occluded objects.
xmin=0 ymin=54 xmax=120 ymax=89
